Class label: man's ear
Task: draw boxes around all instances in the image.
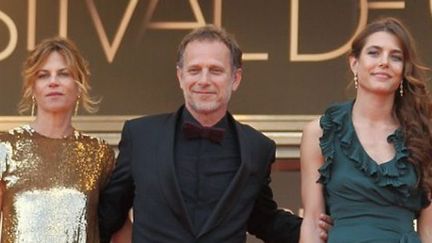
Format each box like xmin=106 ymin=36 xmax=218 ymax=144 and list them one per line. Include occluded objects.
xmin=231 ymin=68 xmax=242 ymax=91
xmin=176 ymin=66 xmax=184 ymax=89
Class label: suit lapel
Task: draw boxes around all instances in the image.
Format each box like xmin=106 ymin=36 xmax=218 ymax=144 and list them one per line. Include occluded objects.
xmin=197 ymin=114 xmax=254 ymax=237
xmin=156 ymin=107 xmax=195 ymax=235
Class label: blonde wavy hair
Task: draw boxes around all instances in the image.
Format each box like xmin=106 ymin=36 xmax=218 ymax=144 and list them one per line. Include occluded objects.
xmin=19 ymin=37 xmax=99 ymax=114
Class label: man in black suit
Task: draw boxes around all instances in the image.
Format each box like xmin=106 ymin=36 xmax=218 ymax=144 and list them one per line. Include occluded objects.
xmin=99 ymin=25 xmax=329 ymax=243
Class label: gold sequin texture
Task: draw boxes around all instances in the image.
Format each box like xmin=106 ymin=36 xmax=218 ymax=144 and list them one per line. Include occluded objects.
xmin=0 ymin=125 xmax=115 ymax=243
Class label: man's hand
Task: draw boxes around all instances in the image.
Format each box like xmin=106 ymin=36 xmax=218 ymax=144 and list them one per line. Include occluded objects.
xmin=318 ymin=213 xmax=333 ymax=241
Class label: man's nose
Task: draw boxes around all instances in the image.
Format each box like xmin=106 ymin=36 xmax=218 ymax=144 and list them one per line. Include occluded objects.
xmin=197 ymin=70 xmax=210 ymax=84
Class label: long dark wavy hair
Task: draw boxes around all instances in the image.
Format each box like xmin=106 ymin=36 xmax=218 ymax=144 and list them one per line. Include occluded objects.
xmin=349 ymin=17 xmax=432 ymax=193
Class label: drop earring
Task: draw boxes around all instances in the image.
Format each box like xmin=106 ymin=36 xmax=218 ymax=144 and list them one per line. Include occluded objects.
xmin=31 ymin=96 xmax=36 ymax=116
xmin=399 ymin=80 xmax=404 ymax=97
xmin=354 ymin=73 xmax=358 ymax=89
xmin=74 ymin=96 xmax=80 ymax=116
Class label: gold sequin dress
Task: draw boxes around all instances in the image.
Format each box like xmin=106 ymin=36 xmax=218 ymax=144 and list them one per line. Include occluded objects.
xmin=0 ymin=125 xmax=115 ymax=243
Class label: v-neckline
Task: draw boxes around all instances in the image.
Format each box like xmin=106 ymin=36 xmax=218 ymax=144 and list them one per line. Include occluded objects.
xmin=348 ymin=105 xmax=399 ymax=166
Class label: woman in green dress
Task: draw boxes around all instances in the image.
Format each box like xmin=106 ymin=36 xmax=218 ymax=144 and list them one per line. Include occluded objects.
xmin=0 ymin=37 xmax=117 ymax=242
xmin=300 ymin=17 xmax=432 ymax=242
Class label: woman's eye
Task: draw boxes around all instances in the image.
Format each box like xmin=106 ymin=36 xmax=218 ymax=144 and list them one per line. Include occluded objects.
xmin=367 ymin=50 xmax=378 ymax=56
xmin=37 ymin=73 xmax=49 ymax=79
xmin=391 ymin=55 xmax=403 ymax=62
xmin=59 ymin=72 xmax=70 ymax=77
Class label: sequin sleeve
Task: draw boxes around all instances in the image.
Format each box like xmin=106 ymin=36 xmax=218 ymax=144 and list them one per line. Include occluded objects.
xmin=0 ymin=140 xmax=12 ymax=180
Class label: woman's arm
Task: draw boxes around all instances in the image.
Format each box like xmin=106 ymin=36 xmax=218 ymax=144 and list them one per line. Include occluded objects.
xmin=418 ymin=195 xmax=432 ymax=241
xmin=299 ymin=119 xmax=326 ymax=243
xmin=0 ymin=181 xmax=4 ymax=211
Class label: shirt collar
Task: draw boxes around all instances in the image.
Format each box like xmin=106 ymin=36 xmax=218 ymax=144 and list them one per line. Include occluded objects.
xmin=182 ymin=107 xmax=229 ymax=130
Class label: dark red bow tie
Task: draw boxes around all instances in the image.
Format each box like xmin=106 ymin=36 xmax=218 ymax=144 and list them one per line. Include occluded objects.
xmin=182 ymin=121 xmax=225 ymax=144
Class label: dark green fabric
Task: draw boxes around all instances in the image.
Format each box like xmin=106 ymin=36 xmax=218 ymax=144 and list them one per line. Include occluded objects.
xmin=318 ymin=101 xmax=424 ymax=243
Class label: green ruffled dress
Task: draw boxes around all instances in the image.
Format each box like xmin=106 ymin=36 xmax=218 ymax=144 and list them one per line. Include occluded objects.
xmin=318 ymin=102 xmax=428 ymax=243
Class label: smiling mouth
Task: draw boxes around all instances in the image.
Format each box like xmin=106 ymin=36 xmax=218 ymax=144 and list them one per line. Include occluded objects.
xmin=46 ymin=92 xmax=63 ymax=97
xmin=193 ymin=91 xmax=215 ymax=95
xmin=372 ymin=73 xmax=392 ymax=79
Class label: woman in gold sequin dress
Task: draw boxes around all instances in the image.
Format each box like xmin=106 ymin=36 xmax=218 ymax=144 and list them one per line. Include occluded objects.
xmin=0 ymin=37 xmax=115 ymax=243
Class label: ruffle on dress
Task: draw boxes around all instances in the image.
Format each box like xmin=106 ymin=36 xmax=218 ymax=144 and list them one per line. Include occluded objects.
xmin=317 ymin=102 xmax=415 ymax=199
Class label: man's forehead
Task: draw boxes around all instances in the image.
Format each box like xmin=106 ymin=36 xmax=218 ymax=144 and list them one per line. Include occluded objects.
xmin=185 ymin=39 xmax=228 ymax=51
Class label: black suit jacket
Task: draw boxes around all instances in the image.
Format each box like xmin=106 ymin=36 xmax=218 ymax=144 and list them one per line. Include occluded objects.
xmin=99 ymin=107 xmax=302 ymax=243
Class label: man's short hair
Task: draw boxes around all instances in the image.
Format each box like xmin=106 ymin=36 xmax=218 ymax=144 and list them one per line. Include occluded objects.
xmin=176 ymin=25 xmax=242 ymax=70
